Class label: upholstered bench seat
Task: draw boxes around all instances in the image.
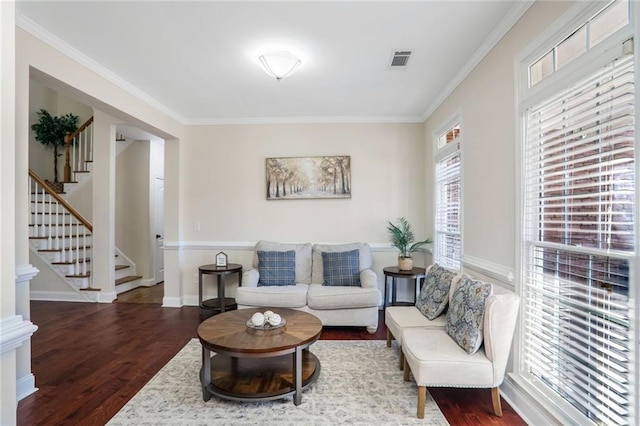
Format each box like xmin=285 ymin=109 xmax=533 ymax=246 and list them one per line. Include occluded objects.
xmin=402 ymin=328 xmax=494 ymax=386
xmin=385 ymin=306 xmax=446 ymax=345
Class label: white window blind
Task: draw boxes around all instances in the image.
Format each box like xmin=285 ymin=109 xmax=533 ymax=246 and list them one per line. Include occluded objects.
xmin=435 ymin=150 xmax=461 ymax=269
xmin=522 ymin=53 xmax=635 ymax=425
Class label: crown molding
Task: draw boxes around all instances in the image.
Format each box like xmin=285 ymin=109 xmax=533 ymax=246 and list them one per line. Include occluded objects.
xmin=183 ymin=115 xmax=425 ymax=126
xmin=421 ymin=1 xmax=535 ymax=121
xmin=164 ymin=241 xmax=398 ymax=252
xmin=16 ymin=15 xmax=187 ymax=125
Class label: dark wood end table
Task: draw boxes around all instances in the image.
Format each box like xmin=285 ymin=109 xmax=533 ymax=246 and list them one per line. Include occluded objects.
xmin=198 ymin=263 xmax=242 ymax=318
xmin=383 ymin=266 xmax=427 ymax=308
xmin=197 ymin=308 xmax=323 ymax=405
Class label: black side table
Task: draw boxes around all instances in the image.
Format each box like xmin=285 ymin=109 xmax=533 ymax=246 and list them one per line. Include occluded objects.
xmin=198 ymin=263 xmax=242 ymax=319
xmin=383 ymin=266 xmax=427 ymax=308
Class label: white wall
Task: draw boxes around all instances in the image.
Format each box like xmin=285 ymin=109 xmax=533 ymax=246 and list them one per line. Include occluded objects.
xmin=174 ymin=122 xmax=428 ymax=303
xmin=423 ymin=0 xmax=574 ymax=282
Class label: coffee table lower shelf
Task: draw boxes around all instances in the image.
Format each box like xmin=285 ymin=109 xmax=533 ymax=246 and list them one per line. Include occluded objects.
xmin=201 ymin=350 xmax=321 ymax=403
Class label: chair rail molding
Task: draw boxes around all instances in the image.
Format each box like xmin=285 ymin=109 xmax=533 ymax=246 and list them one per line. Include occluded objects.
xmin=462 ymin=254 xmax=514 ymax=286
xmin=0 ymin=316 xmax=38 ymax=355
xmin=164 ymin=241 xmax=402 ymax=252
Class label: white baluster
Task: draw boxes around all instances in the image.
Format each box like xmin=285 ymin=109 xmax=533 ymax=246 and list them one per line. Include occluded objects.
xmin=83 ymin=232 xmax=87 ymax=275
xmin=55 ymin=201 xmax=59 ymax=250
xmin=48 ymin=192 xmax=54 ymax=249
xmin=61 ymin=205 xmax=67 ymax=263
xmin=77 ymin=134 xmax=82 ymax=173
xmin=88 ymin=123 xmax=93 ymax=163
xmin=32 ymin=178 xmax=38 ymax=237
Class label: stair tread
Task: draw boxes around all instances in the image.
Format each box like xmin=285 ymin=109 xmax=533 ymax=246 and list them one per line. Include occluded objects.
xmin=115 ymin=275 xmax=142 ymax=286
xmin=79 ymin=287 xmax=101 ymax=292
xmin=115 ymin=264 xmax=130 ymax=271
xmin=51 ymin=258 xmax=91 ymax=265
xmin=30 ymin=235 xmax=91 ymax=239
xmin=66 ymin=273 xmax=90 ymax=278
xmin=38 ymin=246 xmax=91 ymax=252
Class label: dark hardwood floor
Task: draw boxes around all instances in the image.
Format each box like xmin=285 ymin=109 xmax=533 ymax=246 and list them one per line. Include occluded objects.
xmin=18 ymin=299 xmax=525 ymax=426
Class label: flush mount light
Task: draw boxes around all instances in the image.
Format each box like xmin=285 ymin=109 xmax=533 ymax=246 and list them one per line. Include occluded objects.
xmin=258 ymin=50 xmax=302 ymax=82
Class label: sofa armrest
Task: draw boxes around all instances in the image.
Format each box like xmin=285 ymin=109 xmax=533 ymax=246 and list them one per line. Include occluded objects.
xmin=241 ymin=269 xmax=260 ymax=287
xmin=360 ymin=269 xmax=377 ymax=289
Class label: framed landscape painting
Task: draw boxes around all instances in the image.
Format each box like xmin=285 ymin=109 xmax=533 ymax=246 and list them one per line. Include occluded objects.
xmin=266 ymin=156 xmax=351 ymax=200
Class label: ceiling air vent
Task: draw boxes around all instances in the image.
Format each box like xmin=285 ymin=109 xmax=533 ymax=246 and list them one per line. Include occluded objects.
xmin=390 ymin=50 xmax=412 ymax=67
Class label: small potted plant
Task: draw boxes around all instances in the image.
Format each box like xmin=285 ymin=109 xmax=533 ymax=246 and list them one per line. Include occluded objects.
xmin=387 ymin=217 xmax=432 ymax=271
xmin=31 ymin=108 xmax=79 ymax=191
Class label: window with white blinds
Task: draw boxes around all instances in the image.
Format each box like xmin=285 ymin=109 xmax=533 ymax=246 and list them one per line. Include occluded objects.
xmin=522 ymin=53 xmax=635 ymax=425
xmin=435 ymin=149 xmax=461 ymax=270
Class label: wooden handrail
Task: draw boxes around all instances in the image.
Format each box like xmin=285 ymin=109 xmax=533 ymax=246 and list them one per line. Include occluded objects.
xmin=69 ymin=116 xmax=94 ymax=140
xmin=29 ymin=169 xmax=93 ymax=232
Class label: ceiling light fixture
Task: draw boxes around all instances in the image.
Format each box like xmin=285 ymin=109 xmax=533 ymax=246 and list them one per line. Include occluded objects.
xmin=258 ymin=50 xmax=302 ymax=82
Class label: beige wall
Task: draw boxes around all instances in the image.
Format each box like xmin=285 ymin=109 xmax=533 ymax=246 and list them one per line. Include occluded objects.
xmin=28 ymin=80 xmax=93 ymax=183
xmin=116 ymin=141 xmax=152 ymax=278
xmin=423 ymin=0 xmax=574 ymax=280
xmin=182 ymin=123 xmax=426 ymax=242
xmin=176 ymin=122 xmax=428 ymax=302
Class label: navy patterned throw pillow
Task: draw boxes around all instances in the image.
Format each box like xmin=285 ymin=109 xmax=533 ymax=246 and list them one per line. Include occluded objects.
xmin=415 ymin=264 xmax=457 ymax=320
xmin=257 ymin=250 xmax=296 ymax=286
xmin=321 ymin=249 xmax=360 ymax=286
xmin=445 ymin=276 xmax=493 ymax=354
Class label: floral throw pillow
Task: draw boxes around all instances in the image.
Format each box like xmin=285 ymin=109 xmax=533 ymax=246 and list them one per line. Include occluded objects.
xmin=445 ymin=276 xmax=493 ymax=354
xmin=415 ymin=264 xmax=457 ymax=320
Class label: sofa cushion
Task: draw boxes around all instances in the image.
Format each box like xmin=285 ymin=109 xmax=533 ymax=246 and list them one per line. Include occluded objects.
xmin=312 ymin=242 xmax=372 ymax=284
xmin=253 ymin=241 xmax=312 ymax=284
xmin=257 ymin=250 xmax=296 ymax=286
xmin=236 ymin=284 xmax=309 ymax=308
xmin=415 ymin=264 xmax=460 ymax=320
xmin=307 ymin=284 xmax=379 ymax=310
xmin=445 ymin=276 xmax=493 ymax=354
xmin=321 ymin=249 xmax=360 ymax=286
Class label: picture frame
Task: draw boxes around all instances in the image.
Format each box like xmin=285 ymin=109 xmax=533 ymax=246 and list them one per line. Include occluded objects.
xmin=215 ymin=251 xmax=228 ymax=268
xmin=266 ymin=156 xmax=351 ymax=200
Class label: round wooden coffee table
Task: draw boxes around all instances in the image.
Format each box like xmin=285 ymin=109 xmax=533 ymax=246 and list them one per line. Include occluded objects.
xmin=197 ymin=307 xmax=323 ymax=405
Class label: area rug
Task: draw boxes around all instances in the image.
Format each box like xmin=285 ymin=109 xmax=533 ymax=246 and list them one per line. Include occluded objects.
xmin=108 ymin=339 xmax=449 ymax=425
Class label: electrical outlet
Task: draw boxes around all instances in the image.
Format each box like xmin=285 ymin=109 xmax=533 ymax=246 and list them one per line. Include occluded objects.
xmin=193 ymin=221 xmax=200 ymax=231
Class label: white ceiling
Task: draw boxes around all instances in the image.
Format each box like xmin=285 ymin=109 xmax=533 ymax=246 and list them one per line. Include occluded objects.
xmin=16 ymin=1 xmax=529 ymax=124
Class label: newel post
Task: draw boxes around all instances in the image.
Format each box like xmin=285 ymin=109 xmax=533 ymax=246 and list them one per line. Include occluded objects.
xmin=63 ymin=132 xmax=71 ymax=182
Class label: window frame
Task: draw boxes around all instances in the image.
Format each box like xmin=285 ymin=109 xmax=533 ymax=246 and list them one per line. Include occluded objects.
xmin=433 ymin=114 xmax=463 ymax=270
xmin=514 ymin=1 xmax=638 ymax=424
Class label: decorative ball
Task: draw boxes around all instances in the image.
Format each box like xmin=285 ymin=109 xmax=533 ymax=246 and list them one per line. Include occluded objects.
xmin=251 ymin=312 xmax=265 ymax=327
xmin=269 ymin=313 xmax=282 ymax=326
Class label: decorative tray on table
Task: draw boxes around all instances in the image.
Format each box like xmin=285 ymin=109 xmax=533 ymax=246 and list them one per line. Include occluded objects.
xmin=246 ymin=318 xmax=287 ymax=330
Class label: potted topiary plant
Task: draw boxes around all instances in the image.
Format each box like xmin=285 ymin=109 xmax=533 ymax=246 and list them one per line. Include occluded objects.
xmin=387 ymin=217 xmax=432 ymax=271
xmin=31 ymin=109 xmax=79 ymax=191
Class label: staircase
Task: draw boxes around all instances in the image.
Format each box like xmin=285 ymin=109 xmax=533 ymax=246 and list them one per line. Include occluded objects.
xmin=29 ymin=116 xmax=142 ymax=300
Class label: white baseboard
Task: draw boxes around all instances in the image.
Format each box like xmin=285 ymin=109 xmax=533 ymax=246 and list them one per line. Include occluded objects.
xmin=140 ymin=278 xmax=156 ymax=287
xmin=30 ymin=290 xmax=89 ymax=302
xmin=501 ymin=375 xmax=560 ymax=425
xmin=17 ymin=373 xmax=38 ymax=401
xmin=161 ymin=296 xmax=183 ymax=308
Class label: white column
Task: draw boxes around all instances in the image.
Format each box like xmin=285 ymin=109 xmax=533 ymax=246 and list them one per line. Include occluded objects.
xmin=92 ymin=110 xmax=118 ymax=302
xmin=162 ymin=138 xmax=183 ymax=307
xmin=0 ymin=3 xmax=37 ymax=424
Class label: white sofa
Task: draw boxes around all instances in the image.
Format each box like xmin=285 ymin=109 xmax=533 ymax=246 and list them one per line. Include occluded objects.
xmin=235 ymin=241 xmax=382 ymax=333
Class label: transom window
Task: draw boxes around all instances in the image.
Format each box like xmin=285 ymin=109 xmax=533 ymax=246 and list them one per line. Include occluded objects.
xmin=529 ymin=0 xmax=629 ymax=87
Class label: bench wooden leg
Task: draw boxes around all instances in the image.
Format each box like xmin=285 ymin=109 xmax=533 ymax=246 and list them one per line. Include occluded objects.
xmin=399 ymin=347 xmax=404 ymax=370
xmin=491 ymin=387 xmax=503 ymax=417
xmin=386 ymin=329 xmax=392 ymax=347
xmin=417 ymin=386 xmax=426 ymax=419
xmin=403 ymin=355 xmax=410 ymax=381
